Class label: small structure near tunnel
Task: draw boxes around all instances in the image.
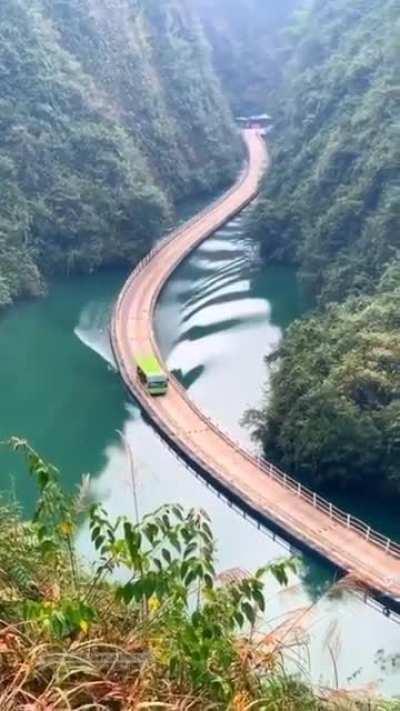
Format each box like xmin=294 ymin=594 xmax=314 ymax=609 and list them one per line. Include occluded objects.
xmin=236 ymin=113 xmax=272 ymax=134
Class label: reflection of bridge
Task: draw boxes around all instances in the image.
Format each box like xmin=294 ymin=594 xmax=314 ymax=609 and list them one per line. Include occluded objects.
xmin=111 ymin=129 xmax=400 ymax=609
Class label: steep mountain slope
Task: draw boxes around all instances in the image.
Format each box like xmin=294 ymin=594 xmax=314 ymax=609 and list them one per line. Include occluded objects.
xmin=0 ymin=0 xmax=241 ymax=307
xmin=250 ymin=0 xmax=399 ymax=303
xmin=195 ymin=0 xmax=300 ymax=114
xmin=247 ymin=0 xmax=400 ymax=496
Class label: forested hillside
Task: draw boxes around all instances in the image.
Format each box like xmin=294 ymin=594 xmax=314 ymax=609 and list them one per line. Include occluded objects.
xmin=195 ymin=0 xmax=300 ymax=114
xmin=247 ymin=0 xmax=400 ymax=496
xmin=0 ymin=0 xmax=241 ymax=308
xmin=249 ymin=263 xmax=400 ymax=496
xmin=250 ymin=0 xmax=399 ymax=304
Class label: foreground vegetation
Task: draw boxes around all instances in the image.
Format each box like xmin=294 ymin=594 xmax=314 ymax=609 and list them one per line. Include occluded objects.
xmin=0 ymin=0 xmax=241 ymax=309
xmin=0 ymin=439 xmax=396 ymax=709
xmin=246 ymin=0 xmax=400 ymax=495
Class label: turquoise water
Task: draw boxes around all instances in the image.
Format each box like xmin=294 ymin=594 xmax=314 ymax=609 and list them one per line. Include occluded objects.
xmin=0 ymin=270 xmax=128 ymax=510
xmin=0 ymin=211 xmax=399 ymax=695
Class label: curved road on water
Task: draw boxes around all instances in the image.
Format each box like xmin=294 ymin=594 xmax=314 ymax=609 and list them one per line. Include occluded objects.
xmin=111 ymin=129 xmax=400 ymax=607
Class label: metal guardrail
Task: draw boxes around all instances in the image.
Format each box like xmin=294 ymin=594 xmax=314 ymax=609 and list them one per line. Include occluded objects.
xmin=159 ymin=370 xmax=400 ymax=561
xmin=111 ymin=131 xmax=400 ymax=591
xmin=114 ymin=134 xmax=259 ymax=312
xmin=109 ymin=333 xmax=400 ymax=595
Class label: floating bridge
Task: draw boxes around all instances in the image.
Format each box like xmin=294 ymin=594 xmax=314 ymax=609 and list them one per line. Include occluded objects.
xmin=111 ymin=129 xmax=400 ymax=610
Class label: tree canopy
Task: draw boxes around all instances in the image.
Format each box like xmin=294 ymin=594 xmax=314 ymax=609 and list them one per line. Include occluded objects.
xmin=0 ymin=0 xmax=241 ymax=308
xmin=249 ymin=263 xmax=400 ymax=495
xmin=249 ymin=0 xmax=399 ymax=304
xmin=246 ymin=0 xmax=400 ymax=497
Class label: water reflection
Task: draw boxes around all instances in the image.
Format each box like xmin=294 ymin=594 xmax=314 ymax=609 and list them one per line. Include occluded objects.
xmin=1 ymin=207 xmax=399 ymax=695
xmin=77 ymin=210 xmax=399 ymax=696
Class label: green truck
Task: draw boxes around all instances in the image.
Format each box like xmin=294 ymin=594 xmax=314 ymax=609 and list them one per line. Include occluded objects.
xmin=136 ymin=354 xmax=169 ymax=396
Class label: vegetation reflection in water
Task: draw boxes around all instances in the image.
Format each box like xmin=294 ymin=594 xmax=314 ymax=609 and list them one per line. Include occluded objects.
xmin=0 ymin=213 xmax=399 ymax=694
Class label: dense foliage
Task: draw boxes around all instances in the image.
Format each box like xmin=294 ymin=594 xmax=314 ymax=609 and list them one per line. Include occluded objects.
xmin=0 ymin=439 xmax=320 ymax=709
xmin=195 ymin=0 xmax=300 ymax=114
xmin=248 ymin=264 xmax=400 ymax=495
xmin=0 ymin=440 xmax=398 ymax=707
xmin=246 ymin=0 xmax=400 ymax=495
xmin=0 ymin=0 xmax=241 ymax=308
xmin=250 ymin=0 xmax=399 ymax=304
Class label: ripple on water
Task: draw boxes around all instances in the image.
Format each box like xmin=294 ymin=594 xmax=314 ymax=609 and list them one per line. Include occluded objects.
xmin=1 ymin=209 xmax=399 ymax=696
xmin=74 ymin=300 xmax=115 ymax=367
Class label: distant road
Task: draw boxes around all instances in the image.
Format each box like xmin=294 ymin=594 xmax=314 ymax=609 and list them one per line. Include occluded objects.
xmin=111 ymin=129 xmax=400 ymax=609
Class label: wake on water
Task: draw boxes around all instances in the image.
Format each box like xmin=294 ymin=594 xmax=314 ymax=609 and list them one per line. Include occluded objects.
xmin=74 ymin=301 xmax=116 ymax=367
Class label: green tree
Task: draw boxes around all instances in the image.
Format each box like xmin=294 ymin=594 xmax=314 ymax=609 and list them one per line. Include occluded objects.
xmin=248 ymin=269 xmax=400 ymax=494
xmin=0 ymin=0 xmax=241 ymax=308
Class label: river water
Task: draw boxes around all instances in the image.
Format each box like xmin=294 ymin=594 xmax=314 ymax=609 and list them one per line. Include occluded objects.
xmin=0 ymin=209 xmax=399 ymax=696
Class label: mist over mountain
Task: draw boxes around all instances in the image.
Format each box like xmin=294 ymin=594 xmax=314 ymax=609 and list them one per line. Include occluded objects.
xmin=195 ymin=0 xmax=301 ymax=114
xmin=247 ymin=0 xmax=400 ymax=497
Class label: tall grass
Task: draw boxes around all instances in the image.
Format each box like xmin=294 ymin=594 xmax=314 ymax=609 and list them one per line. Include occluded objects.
xmin=0 ymin=439 xmax=396 ymax=709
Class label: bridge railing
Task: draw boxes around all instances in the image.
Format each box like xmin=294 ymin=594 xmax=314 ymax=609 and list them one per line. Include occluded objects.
xmin=164 ymin=369 xmax=400 ymax=560
xmin=114 ymin=131 xmax=267 ymax=317
xmin=109 ymin=331 xmax=400 ymax=595
xmin=112 ymin=129 xmax=400 ymax=570
xmin=259 ymin=459 xmax=398 ymax=550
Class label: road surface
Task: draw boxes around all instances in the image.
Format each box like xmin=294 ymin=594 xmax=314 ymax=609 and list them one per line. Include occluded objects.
xmin=111 ymin=129 xmax=400 ymax=607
